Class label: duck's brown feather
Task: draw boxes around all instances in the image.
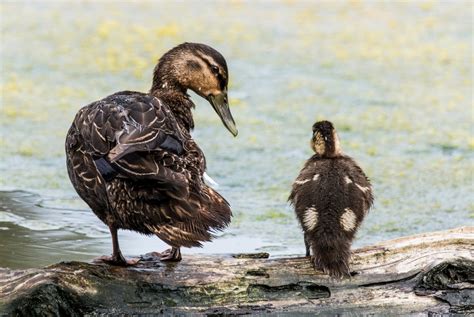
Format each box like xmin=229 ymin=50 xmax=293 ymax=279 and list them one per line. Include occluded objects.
xmin=66 ymin=91 xmax=231 ymax=247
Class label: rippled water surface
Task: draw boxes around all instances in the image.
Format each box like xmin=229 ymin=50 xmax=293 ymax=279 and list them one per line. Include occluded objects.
xmin=1 ymin=1 xmax=472 ymax=269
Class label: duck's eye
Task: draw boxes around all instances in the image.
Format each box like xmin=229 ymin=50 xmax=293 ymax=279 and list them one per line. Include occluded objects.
xmin=211 ymin=65 xmax=219 ymax=75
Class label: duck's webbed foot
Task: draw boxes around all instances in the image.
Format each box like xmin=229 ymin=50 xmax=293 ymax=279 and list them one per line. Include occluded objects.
xmin=93 ymin=225 xmax=140 ymax=266
xmin=94 ymin=253 xmax=139 ymax=266
xmin=160 ymin=247 xmax=182 ymax=262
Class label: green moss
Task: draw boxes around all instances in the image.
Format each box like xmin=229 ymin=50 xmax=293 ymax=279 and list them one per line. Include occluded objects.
xmin=319 ymin=61 xmax=335 ymax=69
xmin=437 ymin=143 xmax=460 ymax=152
xmin=337 ymin=124 xmax=353 ymax=132
xmin=366 ymin=146 xmax=377 ymax=156
xmin=256 ymin=210 xmax=288 ymax=221
xmin=367 ymin=221 xmax=401 ymax=234
xmin=17 ymin=145 xmax=36 ymax=157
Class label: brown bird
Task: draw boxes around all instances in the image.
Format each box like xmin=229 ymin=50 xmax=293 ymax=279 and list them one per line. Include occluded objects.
xmin=289 ymin=121 xmax=373 ymax=277
xmin=65 ymin=43 xmax=237 ymax=265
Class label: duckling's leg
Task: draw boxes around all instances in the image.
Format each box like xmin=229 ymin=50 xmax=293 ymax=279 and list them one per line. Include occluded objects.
xmin=160 ymin=247 xmax=182 ymax=262
xmin=304 ymin=233 xmax=311 ymax=257
xmin=96 ymin=226 xmax=139 ymax=266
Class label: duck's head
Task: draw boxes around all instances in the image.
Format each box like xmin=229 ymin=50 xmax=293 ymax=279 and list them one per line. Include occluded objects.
xmin=151 ymin=42 xmax=237 ymax=136
xmin=311 ymin=120 xmax=342 ymax=157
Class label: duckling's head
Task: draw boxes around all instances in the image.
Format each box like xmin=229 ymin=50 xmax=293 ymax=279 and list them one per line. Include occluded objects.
xmin=311 ymin=120 xmax=342 ymax=157
xmin=151 ymin=42 xmax=237 ymax=136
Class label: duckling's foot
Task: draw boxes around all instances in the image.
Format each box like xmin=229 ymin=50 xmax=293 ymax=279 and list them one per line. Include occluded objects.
xmin=94 ymin=253 xmax=140 ymax=266
xmin=160 ymin=247 xmax=182 ymax=262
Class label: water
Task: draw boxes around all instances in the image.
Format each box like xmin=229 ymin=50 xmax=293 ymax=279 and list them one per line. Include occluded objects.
xmin=1 ymin=1 xmax=472 ymax=269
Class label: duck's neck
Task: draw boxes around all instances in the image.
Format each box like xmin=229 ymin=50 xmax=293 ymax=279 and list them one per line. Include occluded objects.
xmin=150 ymin=87 xmax=195 ymax=132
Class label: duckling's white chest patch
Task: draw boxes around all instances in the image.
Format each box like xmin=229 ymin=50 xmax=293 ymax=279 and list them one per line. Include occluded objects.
xmin=340 ymin=208 xmax=357 ymax=232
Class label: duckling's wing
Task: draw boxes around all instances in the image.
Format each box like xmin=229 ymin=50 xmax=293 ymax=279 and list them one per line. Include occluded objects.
xmin=341 ymin=157 xmax=374 ymax=211
xmin=289 ymin=157 xmax=373 ymax=214
xmin=288 ymin=159 xmax=318 ymax=204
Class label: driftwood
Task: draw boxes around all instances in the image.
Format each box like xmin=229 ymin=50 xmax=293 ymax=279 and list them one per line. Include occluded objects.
xmin=0 ymin=227 xmax=473 ymax=316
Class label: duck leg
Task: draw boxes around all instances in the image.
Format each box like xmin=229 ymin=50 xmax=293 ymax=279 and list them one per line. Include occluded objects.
xmin=96 ymin=226 xmax=138 ymax=266
xmin=160 ymin=247 xmax=182 ymax=262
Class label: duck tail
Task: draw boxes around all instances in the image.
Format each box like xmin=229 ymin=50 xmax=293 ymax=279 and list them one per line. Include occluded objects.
xmin=310 ymin=229 xmax=351 ymax=278
xmin=148 ymin=222 xmax=213 ymax=248
xmin=208 ymin=187 xmax=232 ymax=230
xmin=193 ymin=187 xmax=232 ymax=231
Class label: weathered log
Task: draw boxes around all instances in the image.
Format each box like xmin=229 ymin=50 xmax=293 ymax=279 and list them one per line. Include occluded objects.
xmin=1 ymin=227 xmax=473 ymax=316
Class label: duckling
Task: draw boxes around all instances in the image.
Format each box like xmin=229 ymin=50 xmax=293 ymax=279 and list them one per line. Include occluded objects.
xmin=65 ymin=43 xmax=237 ymax=265
xmin=288 ymin=121 xmax=373 ymax=277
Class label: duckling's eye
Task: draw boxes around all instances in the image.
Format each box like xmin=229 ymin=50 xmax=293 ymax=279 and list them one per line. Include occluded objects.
xmin=211 ymin=65 xmax=219 ymax=75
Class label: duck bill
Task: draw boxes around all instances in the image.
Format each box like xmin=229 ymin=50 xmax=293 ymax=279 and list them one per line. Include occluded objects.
xmin=207 ymin=92 xmax=238 ymax=137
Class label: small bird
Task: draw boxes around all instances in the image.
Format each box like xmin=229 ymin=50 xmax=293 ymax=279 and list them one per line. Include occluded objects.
xmin=288 ymin=121 xmax=373 ymax=277
xmin=65 ymin=43 xmax=237 ymax=265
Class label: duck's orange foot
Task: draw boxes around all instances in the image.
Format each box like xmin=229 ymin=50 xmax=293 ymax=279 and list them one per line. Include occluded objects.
xmin=159 ymin=247 xmax=182 ymax=262
xmin=93 ymin=254 xmax=140 ymax=266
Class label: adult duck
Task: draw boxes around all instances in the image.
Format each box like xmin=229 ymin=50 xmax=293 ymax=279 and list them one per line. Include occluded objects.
xmin=65 ymin=43 xmax=237 ymax=265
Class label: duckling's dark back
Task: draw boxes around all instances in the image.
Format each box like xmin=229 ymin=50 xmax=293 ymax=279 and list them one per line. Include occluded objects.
xmin=289 ymin=154 xmax=373 ymax=277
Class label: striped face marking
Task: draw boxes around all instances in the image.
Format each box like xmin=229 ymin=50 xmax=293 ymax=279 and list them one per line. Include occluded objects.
xmin=344 ymin=176 xmax=353 ymax=184
xmin=333 ymin=130 xmax=342 ymax=155
xmin=178 ymin=50 xmax=227 ymax=98
xmin=313 ymin=132 xmax=325 ymax=155
xmin=303 ymin=206 xmax=318 ymax=231
xmin=340 ymin=208 xmax=357 ymax=232
xmin=196 ymin=52 xmax=227 ymax=90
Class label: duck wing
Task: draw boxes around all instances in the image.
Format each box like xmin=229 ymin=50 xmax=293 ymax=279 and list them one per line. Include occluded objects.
xmin=79 ymin=92 xmax=185 ymax=167
xmin=72 ymin=91 xmax=195 ymax=216
xmin=70 ymin=90 xmax=232 ymax=244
